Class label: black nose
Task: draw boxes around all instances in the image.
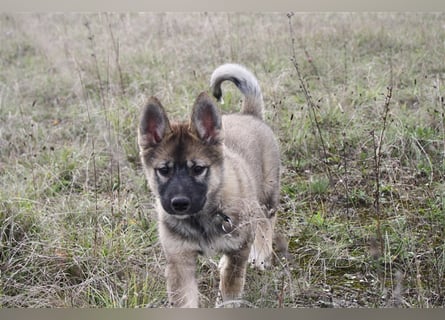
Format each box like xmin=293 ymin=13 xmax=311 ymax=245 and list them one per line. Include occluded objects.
xmin=171 ymin=196 xmax=191 ymax=214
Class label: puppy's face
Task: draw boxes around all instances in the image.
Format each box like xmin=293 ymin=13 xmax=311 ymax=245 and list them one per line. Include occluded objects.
xmin=138 ymin=93 xmax=223 ymax=217
xmin=152 ymin=131 xmax=216 ymax=216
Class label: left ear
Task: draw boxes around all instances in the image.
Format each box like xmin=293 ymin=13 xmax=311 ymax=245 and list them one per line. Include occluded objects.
xmin=138 ymin=96 xmax=171 ymax=149
xmin=191 ymin=92 xmax=222 ymax=143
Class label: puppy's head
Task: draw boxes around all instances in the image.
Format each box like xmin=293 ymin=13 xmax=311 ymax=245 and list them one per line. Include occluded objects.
xmin=138 ymin=93 xmax=223 ymax=216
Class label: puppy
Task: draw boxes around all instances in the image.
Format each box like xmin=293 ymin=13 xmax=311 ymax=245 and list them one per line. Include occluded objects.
xmin=138 ymin=64 xmax=281 ymax=307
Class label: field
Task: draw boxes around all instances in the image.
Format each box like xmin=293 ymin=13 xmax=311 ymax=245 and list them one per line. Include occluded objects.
xmin=0 ymin=12 xmax=444 ymax=308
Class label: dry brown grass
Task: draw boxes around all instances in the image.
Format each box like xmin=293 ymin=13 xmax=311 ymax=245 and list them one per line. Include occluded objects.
xmin=1 ymin=12 xmax=444 ymax=307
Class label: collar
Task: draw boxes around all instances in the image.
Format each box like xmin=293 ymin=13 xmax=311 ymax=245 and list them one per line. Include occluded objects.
xmin=216 ymin=212 xmax=234 ymax=234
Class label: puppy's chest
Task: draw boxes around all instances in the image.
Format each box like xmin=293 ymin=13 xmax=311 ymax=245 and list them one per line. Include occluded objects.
xmin=166 ymin=212 xmax=248 ymax=256
xmin=199 ymin=231 xmax=245 ymax=257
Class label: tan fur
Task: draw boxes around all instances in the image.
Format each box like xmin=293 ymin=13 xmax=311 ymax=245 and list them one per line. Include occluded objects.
xmin=138 ymin=64 xmax=282 ymax=307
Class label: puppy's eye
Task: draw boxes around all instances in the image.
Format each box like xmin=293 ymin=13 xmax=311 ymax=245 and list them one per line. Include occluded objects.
xmin=157 ymin=166 xmax=170 ymax=177
xmin=192 ymin=165 xmax=206 ymax=176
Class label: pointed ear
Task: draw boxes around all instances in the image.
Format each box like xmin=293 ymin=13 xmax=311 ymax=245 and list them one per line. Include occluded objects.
xmin=191 ymin=92 xmax=222 ymax=143
xmin=138 ymin=97 xmax=171 ymax=149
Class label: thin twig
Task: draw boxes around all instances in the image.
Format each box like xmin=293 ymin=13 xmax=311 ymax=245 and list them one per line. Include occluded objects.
xmin=371 ymin=86 xmax=393 ymax=257
xmin=287 ymin=12 xmax=332 ymax=182
xmin=83 ymin=19 xmax=104 ymax=255
xmin=106 ymin=13 xmax=126 ymax=95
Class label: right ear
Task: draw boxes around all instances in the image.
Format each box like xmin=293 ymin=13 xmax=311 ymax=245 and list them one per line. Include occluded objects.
xmin=138 ymin=97 xmax=171 ymax=149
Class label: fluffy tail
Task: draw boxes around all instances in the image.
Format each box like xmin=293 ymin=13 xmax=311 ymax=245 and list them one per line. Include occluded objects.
xmin=210 ymin=63 xmax=264 ymax=120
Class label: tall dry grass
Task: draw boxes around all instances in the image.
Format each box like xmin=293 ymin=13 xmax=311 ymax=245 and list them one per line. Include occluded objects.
xmin=1 ymin=12 xmax=444 ymax=307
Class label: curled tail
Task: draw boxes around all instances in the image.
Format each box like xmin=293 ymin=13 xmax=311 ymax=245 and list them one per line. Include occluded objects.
xmin=210 ymin=63 xmax=264 ymax=120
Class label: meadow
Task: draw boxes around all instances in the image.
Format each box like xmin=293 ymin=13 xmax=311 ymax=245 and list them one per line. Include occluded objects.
xmin=0 ymin=12 xmax=444 ymax=307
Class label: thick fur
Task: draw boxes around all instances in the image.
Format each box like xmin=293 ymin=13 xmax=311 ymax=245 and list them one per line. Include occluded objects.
xmin=138 ymin=64 xmax=281 ymax=307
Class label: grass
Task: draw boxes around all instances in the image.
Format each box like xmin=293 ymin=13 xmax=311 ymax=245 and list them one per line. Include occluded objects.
xmin=1 ymin=12 xmax=444 ymax=307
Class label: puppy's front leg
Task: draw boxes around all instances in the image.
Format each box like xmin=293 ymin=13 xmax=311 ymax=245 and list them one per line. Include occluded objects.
xmin=218 ymin=245 xmax=250 ymax=305
xmin=165 ymin=250 xmax=199 ymax=307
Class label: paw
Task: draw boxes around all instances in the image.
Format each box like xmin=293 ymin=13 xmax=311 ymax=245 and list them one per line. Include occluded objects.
xmin=248 ymin=245 xmax=271 ymax=270
xmin=215 ymin=291 xmax=242 ymax=308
